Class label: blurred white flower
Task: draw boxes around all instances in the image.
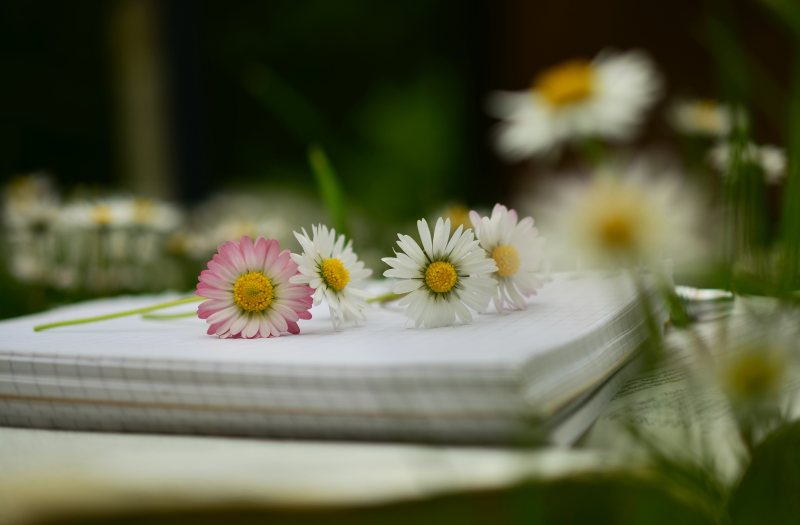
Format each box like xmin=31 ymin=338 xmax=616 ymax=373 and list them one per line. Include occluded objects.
xmin=58 ymin=197 xmax=181 ymax=231
xmin=488 ymin=50 xmax=662 ymax=161
xmin=127 ymin=198 xmax=183 ymax=232
xmin=2 ymin=172 xmax=60 ymax=229
xmin=720 ymin=344 xmax=788 ymax=404
xmin=2 ymin=173 xmax=62 ymax=285
xmin=59 ymin=198 xmax=134 ymax=229
xmin=668 ymin=99 xmax=738 ymax=137
xmin=551 ymin=166 xmax=701 ymax=267
xmin=184 ymin=190 xmax=325 ymax=259
xmin=709 ymin=143 xmax=786 ymax=185
xmin=711 ymin=304 xmax=799 ymax=436
xmin=434 ymin=203 xmax=473 ymax=232
xmin=184 ymin=217 xmax=290 ymax=259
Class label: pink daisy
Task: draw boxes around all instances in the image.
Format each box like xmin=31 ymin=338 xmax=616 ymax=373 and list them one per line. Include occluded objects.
xmin=196 ymin=236 xmax=313 ymax=338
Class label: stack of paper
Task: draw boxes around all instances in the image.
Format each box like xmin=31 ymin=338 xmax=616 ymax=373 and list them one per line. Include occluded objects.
xmin=0 ymin=273 xmax=663 ymax=444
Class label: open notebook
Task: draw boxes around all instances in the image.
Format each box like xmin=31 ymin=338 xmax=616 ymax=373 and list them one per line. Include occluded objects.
xmin=0 ymin=273 xmax=663 ymax=444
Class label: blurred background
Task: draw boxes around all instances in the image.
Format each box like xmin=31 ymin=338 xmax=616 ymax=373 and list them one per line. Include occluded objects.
xmin=0 ymin=0 xmax=794 ymax=317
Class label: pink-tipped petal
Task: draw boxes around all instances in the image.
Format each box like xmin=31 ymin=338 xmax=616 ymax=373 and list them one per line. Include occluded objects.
xmin=262 ymin=239 xmax=280 ymax=270
xmin=240 ymin=236 xmax=258 ymax=270
xmin=198 ymin=269 xmax=230 ymax=289
xmin=253 ymin=237 xmax=269 ymax=268
xmin=219 ymin=241 xmax=247 ymax=274
xmin=267 ymin=309 xmax=289 ymax=333
xmin=195 ymin=236 xmax=314 ymax=339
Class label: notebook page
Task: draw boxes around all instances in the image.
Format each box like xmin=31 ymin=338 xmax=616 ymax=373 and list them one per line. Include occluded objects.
xmin=0 ymin=273 xmax=641 ymax=372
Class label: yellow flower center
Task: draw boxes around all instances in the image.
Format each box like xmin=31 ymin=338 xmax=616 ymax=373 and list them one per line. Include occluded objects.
xmin=597 ymin=214 xmax=637 ymax=253
xmin=724 ymin=351 xmax=784 ymax=400
xmin=425 ymin=261 xmax=458 ymax=294
xmin=692 ymin=100 xmax=723 ymax=132
xmin=91 ymin=205 xmax=113 ymax=226
xmin=491 ymin=245 xmax=520 ymax=277
xmin=444 ymin=204 xmax=471 ymax=231
xmin=320 ymin=258 xmax=350 ymax=292
xmin=233 ymin=271 xmax=274 ymax=313
xmin=133 ymin=199 xmax=154 ymax=224
xmin=533 ymin=60 xmax=595 ymax=108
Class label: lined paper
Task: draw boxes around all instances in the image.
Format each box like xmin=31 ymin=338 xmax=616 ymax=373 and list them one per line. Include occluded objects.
xmin=0 ymin=273 xmax=660 ymax=443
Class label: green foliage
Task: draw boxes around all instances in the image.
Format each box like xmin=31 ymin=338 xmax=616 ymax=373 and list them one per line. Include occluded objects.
xmin=308 ymin=146 xmax=348 ymax=235
xmin=243 ymin=64 xmax=330 ymax=146
xmin=343 ymin=69 xmax=466 ymax=222
xmin=779 ymin=44 xmax=800 ymax=290
xmin=728 ymin=421 xmax=800 ymax=525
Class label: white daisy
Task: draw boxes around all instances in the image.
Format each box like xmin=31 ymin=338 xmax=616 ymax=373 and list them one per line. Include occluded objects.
xmin=668 ymin=99 xmax=737 ymax=138
xmin=488 ymin=49 xmax=661 ymax=161
xmin=2 ymin=172 xmax=60 ymax=230
xmin=434 ymin=203 xmax=473 ymax=232
xmin=382 ymin=218 xmax=497 ymax=328
xmin=125 ymin=198 xmax=183 ymax=232
xmin=554 ymin=168 xmax=701 ymax=267
xmin=709 ymin=142 xmax=786 ymax=185
xmin=59 ymin=198 xmax=132 ymax=229
xmin=193 ymin=217 xmax=289 ymax=257
xmin=290 ymin=224 xmax=372 ymax=329
xmin=469 ymin=204 xmax=547 ymax=312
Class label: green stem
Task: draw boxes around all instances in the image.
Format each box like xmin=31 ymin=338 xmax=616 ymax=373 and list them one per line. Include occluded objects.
xmin=629 ymin=270 xmax=666 ymax=367
xmin=33 ymin=296 xmax=204 ymax=332
xmin=367 ymin=292 xmax=405 ymax=304
xmin=141 ymin=311 xmax=198 ymax=320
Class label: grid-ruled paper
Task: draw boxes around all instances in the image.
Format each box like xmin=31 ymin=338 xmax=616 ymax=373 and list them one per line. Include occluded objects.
xmin=0 ymin=273 xmax=662 ymax=443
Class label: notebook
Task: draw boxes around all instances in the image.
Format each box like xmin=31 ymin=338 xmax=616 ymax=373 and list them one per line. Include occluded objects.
xmin=0 ymin=273 xmax=664 ymax=444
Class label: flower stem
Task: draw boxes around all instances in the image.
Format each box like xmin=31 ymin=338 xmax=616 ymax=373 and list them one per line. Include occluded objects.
xmin=367 ymin=292 xmax=405 ymax=304
xmin=141 ymin=311 xmax=197 ymax=320
xmin=33 ymin=296 xmax=204 ymax=332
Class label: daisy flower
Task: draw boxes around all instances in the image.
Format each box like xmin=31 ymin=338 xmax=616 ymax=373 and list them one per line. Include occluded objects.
xmin=488 ymin=49 xmax=661 ymax=161
xmin=126 ymin=198 xmax=183 ymax=232
xmin=469 ymin=204 xmax=547 ymax=312
xmin=382 ymin=218 xmax=497 ymax=328
xmin=196 ymin=236 xmax=313 ymax=338
xmin=2 ymin=172 xmax=60 ymax=230
xmin=721 ymin=344 xmax=787 ymax=404
xmin=709 ymin=142 xmax=786 ymax=185
xmin=554 ymin=168 xmax=701 ymax=267
xmin=668 ymin=99 xmax=737 ymax=138
xmin=290 ymin=224 xmax=372 ymax=329
xmin=59 ymin=198 xmax=132 ymax=229
xmin=435 ymin=203 xmax=473 ymax=232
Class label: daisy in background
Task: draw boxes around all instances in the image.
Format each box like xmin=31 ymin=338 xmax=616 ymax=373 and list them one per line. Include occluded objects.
xmin=2 ymin=173 xmax=60 ymax=284
xmin=383 ymin=218 xmax=497 ymax=328
xmin=58 ymin=198 xmax=130 ymax=229
xmin=435 ymin=203 xmax=474 ymax=232
xmin=58 ymin=196 xmax=183 ymax=235
xmin=552 ymin=166 xmax=702 ymax=269
xmin=183 ymin=191 xmax=324 ymax=259
xmin=127 ymin=198 xmax=183 ymax=232
xmin=2 ymin=172 xmax=59 ymax=230
xmin=290 ymin=224 xmax=372 ymax=329
xmin=196 ymin=236 xmax=313 ymax=338
xmin=720 ymin=344 xmax=788 ymax=406
xmin=469 ymin=204 xmax=547 ymax=312
xmin=668 ymin=99 xmax=739 ymax=138
xmin=488 ymin=49 xmax=661 ymax=161
xmin=709 ymin=142 xmax=786 ymax=185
